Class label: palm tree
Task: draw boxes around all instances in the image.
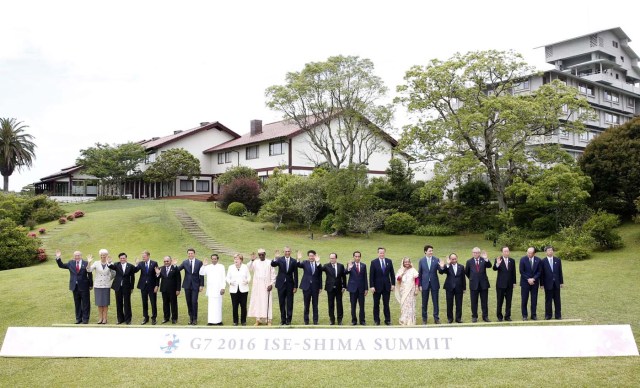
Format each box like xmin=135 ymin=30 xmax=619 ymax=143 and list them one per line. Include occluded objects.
xmin=0 ymin=118 xmax=37 ymax=192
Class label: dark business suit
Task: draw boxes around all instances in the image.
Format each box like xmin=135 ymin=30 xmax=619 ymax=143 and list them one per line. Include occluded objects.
xmin=369 ymin=257 xmax=395 ymax=325
xmin=158 ymin=264 xmax=181 ymax=322
xmin=108 ymin=262 xmax=136 ymax=324
xmin=540 ymin=256 xmax=564 ymax=319
xmin=321 ymin=262 xmax=347 ymax=324
xmin=271 ymin=256 xmax=298 ymax=325
xmin=133 ymin=260 xmax=159 ymax=321
xmin=519 ymin=255 xmax=541 ymax=319
xmin=177 ymin=259 xmax=205 ymax=323
xmin=465 ymin=257 xmax=492 ymax=320
xmin=439 ymin=263 xmax=466 ymax=322
xmin=492 ymin=257 xmax=516 ymax=321
xmin=418 ymin=256 xmax=441 ymax=323
xmin=297 ymin=260 xmax=323 ymax=324
xmin=56 ymin=257 xmax=93 ymax=323
xmin=347 ymin=262 xmax=367 ymax=325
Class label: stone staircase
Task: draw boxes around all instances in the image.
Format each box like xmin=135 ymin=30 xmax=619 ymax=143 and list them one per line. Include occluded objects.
xmin=173 ymin=208 xmax=236 ymax=256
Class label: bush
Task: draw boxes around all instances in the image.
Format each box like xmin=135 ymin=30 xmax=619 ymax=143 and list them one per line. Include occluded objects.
xmin=0 ymin=218 xmax=40 ymax=270
xmin=36 ymin=248 xmax=48 ymax=262
xmin=24 ymin=219 xmax=37 ymax=230
xmin=20 ymin=194 xmax=66 ymax=224
xmin=227 ymin=202 xmax=247 ymax=216
xmin=73 ymin=210 xmax=85 ymax=218
xmin=581 ymin=211 xmax=623 ymax=250
xmin=558 ymin=246 xmax=590 ymax=261
xmin=96 ymin=195 xmax=121 ymax=201
xmin=38 ymin=228 xmax=46 ymax=234
xmin=320 ymin=214 xmax=336 ymax=234
xmin=531 ymin=216 xmax=557 ymax=234
xmin=58 ymin=217 xmax=67 ymax=224
xmin=384 ymin=212 xmax=418 ymax=235
xmin=414 ymin=224 xmax=456 ymax=236
xmin=66 ymin=214 xmax=75 ymax=221
xmin=241 ymin=211 xmax=257 ymax=222
xmin=497 ymin=227 xmax=531 ymax=251
xmin=458 ymin=180 xmax=492 ymax=206
xmin=219 ymin=178 xmax=262 ymax=213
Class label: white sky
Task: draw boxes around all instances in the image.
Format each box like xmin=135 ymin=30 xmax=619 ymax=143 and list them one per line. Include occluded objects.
xmin=2 ymin=0 xmax=639 ymax=191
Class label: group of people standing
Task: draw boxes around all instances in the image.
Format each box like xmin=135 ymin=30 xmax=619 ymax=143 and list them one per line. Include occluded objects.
xmin=55 ymin=244 xmax=564 ymax=326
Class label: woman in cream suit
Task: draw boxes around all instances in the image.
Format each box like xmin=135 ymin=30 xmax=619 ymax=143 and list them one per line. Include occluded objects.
xmin=87 ymin=249 xmax=116 ymax=324
xmin=226 ymin=254 xmax=251 ymax=326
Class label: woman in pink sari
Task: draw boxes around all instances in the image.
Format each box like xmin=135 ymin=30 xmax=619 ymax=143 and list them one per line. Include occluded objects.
xmin=394 ymin=257 xmax=419 ymax=325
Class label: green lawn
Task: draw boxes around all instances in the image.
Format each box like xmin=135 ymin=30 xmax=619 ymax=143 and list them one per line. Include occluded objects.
xmin=1 ymin=199 xmax=639 ymax=387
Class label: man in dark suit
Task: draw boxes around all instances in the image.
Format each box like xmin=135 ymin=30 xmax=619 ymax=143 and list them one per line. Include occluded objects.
xmin=465 ymin=247 xmax=492 ymax=323
xmin=438 ymin=253 xmax=466 ymax=323
xmin=156 ymin=255 xmax=181 ymax=324
xmin=492 ymin=246 xmax=517 ymax=322
xmin=347 ymin=251 xmax=368 ymax=325
xmin=321 ymin=252 xmax=347 ymax=325
xmin=296 ymin=250 xmax=323 ymax=325
xmin=369 ymin=247 xmax=395 ymax=326
xmin=540 ymin=246 xmax=564 ymax=320
xmin=418 ymin=244 xmax=441 ymax=324
xmin=175 ymin=248 xmax=204 ymax=325
xmin=133 ymin=250 xmax=159 ymax=325
xmin=519 ymin=247 xmax=541 ymax=320
xmin=108 ymin=252 xmax=136 ymax=325
xmin=271 ymin=246 xmax=298 ymax=325
xmin=55 ymin=250 xmax=93 ymax=324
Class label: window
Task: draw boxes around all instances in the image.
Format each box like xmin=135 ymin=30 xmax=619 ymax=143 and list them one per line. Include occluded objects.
xmin=579 ymin=132 xmax=589 ymax=142
xmin=180 ymin=180 xmax=194 ymax=192
xmin=145 ymin=152 xmax=156 ymax=164
xmin=334 ymin=142 xmax=344 ymax=153
xmin=560 ymin=130 xmax=569 ymax=139
xmin=196 ymin=180 xmax=210 ymax=192
xmin=613 ymin=41 xmax=619 ymax=48
xmin=578 ymin=83 xmax=594 ymax=96
xmin=225 ymin=151 xmax=232 ymax=163
xmin=246 ymin=145 xmax=259 ymax=160
xmin=561 ymin=104 xmax=568 ymax=113
xmin=605 ymin=113 xmax=620 ymax=124
xmin=628 ymin=98 xmax=636 ymax=108
xmin=604 ymin=90 xmax=620 ymax=103
xmin=217 ymin=153 xmax=224 ymax=164
xmin=513 ymin=80 xmax=530 ymax=91
xmin=269 ymin=141 xmax=285 ymax=156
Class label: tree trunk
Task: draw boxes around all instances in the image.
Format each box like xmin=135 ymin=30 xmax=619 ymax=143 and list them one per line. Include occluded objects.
xmin=2 ymin=175 xmax=8 ymax=192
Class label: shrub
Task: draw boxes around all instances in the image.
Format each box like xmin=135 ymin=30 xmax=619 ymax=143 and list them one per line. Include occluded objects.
xmin=20 ymin=194 xmax=66 ymax=224
xmin=36 ymin=248 xmax=48 ymax=262
xmin=384 ymin=212 xmax=418 ymax=235
xmin=320 ymin=213 xmax=336 ymax=234
xmin=97 ymin=195 xmax=121 ymax=201
xmin=66 ymin=214 xmax=75 ymax=221
xmin=38 ymin=228 xmax=46 ymax=234
xmin=227 ymin=202 xmax=247 ymax=216
xmin=27 ymin=232 xmax=37 ymax=238
xmin=30 ymin=206 xmax=66 ymax=224
xmin=219 ymin=178 xmax=262 ymax=213
xmin=530 ymin=216 xmax=557 ymax=234
xmin=0 ymin=218 xmax=40 ymax=270
xmin=24 ymin=219 xmax=37 ymax=230
xmin=458 ymin=180 xmax=492 ymax=206
xmin=581 ymin=211 xmax=623 ymax=250
xmin=497 ymin=227 xmax=531 ymax=251
xmin=241 ymin=210 xmax=257 ymax=222
xmin=73 ymin=210 xmax=85 ymax=218
xmin=414 ymin=224 xmax=456 ymax=236
xmin=58 ymin=217 xmax=67 ymax=224
xmin=558 ymin=246 xmax=590 ymax=261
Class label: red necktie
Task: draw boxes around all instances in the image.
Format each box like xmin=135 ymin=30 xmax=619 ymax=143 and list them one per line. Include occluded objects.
xmin=76 ymin=261 xmax=80 ymax=272
xmin=475 ymin=260 xmax=479 ymax=272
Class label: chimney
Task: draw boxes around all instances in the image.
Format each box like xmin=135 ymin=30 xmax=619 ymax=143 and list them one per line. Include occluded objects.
xmin=200 ymin=122 xmax=210 ymax=126
xmin=173 ymin=130 xmax=183 ymax=135
xmin=250 ymin=120 xmax=262 ymax=136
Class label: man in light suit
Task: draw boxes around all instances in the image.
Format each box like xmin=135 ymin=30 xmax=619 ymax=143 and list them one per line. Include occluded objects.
xmin=347 ymin=251 xmax=368 ymax=325
xmin=465 ymin=247 xmax=492 ymax=323
xmin=519 ymin=247 xmax=541 ymax=320
xmin=492 ymin=246 xmax=517 ymax=322
xmin=296 ymin=250 xmax=323 ymax=325
xmin=369 ymin=247 xmax=395 ymax=326
xmin=418 ymin=244 xmax=441 ymax=324
xmin=133 ymin=250 xmax=159 ymax=325
xmin=156 ymin=255 xmax=181 ymax=324
xmin=438 ymin=253 xmax=466 ymax=323
xmin=321 ymin=252 xmax=347 ymax=325
xmin=55 ymin=250 xmax=93 ymax=324
xmin=540 ymin=246 xmax=564 ymax=320
xmin=108 ymin=252 xmax=136 ymax=325
xmin=271 ymin=246 xmax=298 ymax=325
xmin=175 ymin=248 xmax=204 ymax=325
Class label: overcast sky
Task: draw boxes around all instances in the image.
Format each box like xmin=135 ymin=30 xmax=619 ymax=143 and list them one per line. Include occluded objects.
xmin=2 ymin=0 xmax=639 ymax=191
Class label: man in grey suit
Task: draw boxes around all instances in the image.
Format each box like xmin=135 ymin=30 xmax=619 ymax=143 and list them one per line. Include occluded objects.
xmin=418 ymin=244 xmax=441 ymax=324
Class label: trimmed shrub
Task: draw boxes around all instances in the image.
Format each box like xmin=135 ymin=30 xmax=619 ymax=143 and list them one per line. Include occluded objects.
xmin=58 ymin=217 xmax=67 ymax=224
xmin=384 ymin=212 xmax=418 ymax=235
xmin=219 ymin=178 xmax=262 ymax=213
xmin=38 ymin=228 xmax=46 ymax=234
xmin=558 ymin=246 xmax=590 ymax=261
xmin=0 ymin=218 xmax=40 ymax=270
xmin=66 ymin=214 xmax=75 ymax=221
xmin=414 ymin=224 xmax=456 ymax=236
xmin=581 ymin=211 xmax=623 ymax=250
xmin=73 ymin=210 xmax=85 ymax=218
xmin=37 ymin=248 xmax=48 ymax=262
xmin=320 ymin=213 xmax=336 ymax=234
xmin=227 ymin=202 xmax=247 ymax=216
xmin=24 ymin=219 xmax=37 ymax=230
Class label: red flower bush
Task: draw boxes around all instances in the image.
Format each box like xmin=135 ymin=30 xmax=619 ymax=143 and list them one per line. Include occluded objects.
xmin=27 ymin=232 xmax=37 ymax=238
xmin=73 ymin=210 xmax=85 ymax=218
xmin=38 ymin=228 xmax=46 ymax=234
xmin=58 ymin=217 xmax=67 ymax=224
xmin=66 ymin=214 xmax=75 ymax=221
xmin=37 ymin=248 xmax=47 ymax=262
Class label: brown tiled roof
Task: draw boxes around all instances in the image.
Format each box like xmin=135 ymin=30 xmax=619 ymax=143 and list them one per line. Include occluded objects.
xmin=140 ymin=121 xmax=240 ymax=151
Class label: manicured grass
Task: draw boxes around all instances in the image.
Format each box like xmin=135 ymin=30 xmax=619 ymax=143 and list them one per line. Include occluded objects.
xmin=1 ymin=199 xmax=639 ymax=387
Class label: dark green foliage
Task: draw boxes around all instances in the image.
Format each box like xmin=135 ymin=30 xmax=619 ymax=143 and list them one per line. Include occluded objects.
xmin=384 ymin=212 xmax=418 ymax=235
xmin=420 ymin=202 xmax=499 ymax=233
xmin=219 ymin=178 xmax=262 ymax=213
xmin=227 ymin=202 xmax=247 ymax=216
xmin=320 ymin=214 xmax=336 ymax=234
xmin=0 ymin=192 xmax=65 ymax=225
xmin=217 ymin=166 xmax=259 ymax=186
xmin=457 ymin=180 xmax=492 ymax=206
xmin=0 ymin=218 xmax=40 ymax=270
xmin=557 ymin=246 xmax=590 ymax=261
xmin=414 ymin=224 xmax=456 ymax=236
xmin=581 ymin=211 xmax=623 ymax=250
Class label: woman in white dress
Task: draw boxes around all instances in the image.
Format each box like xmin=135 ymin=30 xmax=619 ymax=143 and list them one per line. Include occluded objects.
xmin=86 ymin=249 xmax=115 ymax=324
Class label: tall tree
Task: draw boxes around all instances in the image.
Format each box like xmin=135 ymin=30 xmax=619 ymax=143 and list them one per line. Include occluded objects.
xmin=77 ymin=142 xmax=146 ymax=196
xmin=0 ymin=118 xmax=36 ymax=192
xmin=396 ymin=50 xmax=594 ymax=212
xmin=143 ymin=148 xmax=201 ymax=196
xmin=266 ymin=55 xmax=393 ymax=169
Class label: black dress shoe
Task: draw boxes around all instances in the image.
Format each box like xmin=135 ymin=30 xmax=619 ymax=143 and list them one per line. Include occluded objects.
xmin=241 ymin=323 xmax=246 ymax=326
xmin=375 ymin=322 xmax=380 ymax=326
xmin=329 ymin=322 xmax=335 ymax=326
xmin=207 ymin=323 xmax=215 ymax=326
xmin=82 ymin=321 xmax=89 ymax=324
xmin=117 ymin=321 xmax=123 ymax=325
xmin=385 ymin=322 xmax=391 ymax=326
xmin=141 ymin=319 xmax=149 ymax=325
xmin=505 ymin=317 xmax=512 ymax=321
xmin=531 ymin=316 xmax=537 ymax=321
xmin=522 ymin=316 xmax=528 ymax=321
xmin=126 ymin=321 xmax=131 ymax=325
xmin=434 ymin=319 xmax=441 ymax=324
xmin=338 ymin=321 xmax=343 ymax=326
xmin=545 ymin=317 xmax=551 ymax=320
xmin=448 ymin=320 xmax=453 ymax=324
xmin=498 ymin=317 xmax=503 ymax=322
xmin=472 ymin=318 xmax=478 ymax=323
xmin=172 ymin=320 xmax=177 ymax=324
xmin=188 ymin=320 xmax=193 ymax=325
xmin=162 ymin=319 xmax=170 ymax=324
xmin=75 ymin=320 xmax=82 ymax=324
xmin=483 ymin=318 xmax=491 ymax=323
xmin=192 ymin=320 xmax=197 ymax=325
xmin=456 ymin=319 xmax=462 ymax=323
xmin=360 ymin=322 xmax=366 ymax=326
xmin=351 ymin=322 xmax=357 ymax=326
xmin=152 ymin=319 xmax=157 ymax=325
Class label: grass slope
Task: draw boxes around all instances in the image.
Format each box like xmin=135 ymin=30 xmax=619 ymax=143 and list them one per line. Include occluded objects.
xmin=1 ymin=199 xmax=639 ymax=387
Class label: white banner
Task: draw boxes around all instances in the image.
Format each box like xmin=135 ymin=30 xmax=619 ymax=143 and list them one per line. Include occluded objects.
xmin=1 ymin=325 xmax=637 ymax=359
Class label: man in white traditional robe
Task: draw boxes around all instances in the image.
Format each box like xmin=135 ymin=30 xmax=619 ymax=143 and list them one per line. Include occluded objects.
xmin=199 ymin=254 xmax=226 ymax=325
xmin=248 ymin=248 xmax=276 ymax=326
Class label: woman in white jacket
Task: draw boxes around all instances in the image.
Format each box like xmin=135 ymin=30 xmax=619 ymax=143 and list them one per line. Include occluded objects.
xmin=86 ymin=249 xmax=115 ymax=324
xmin=226 ymin=254 xmax=251 ymax=326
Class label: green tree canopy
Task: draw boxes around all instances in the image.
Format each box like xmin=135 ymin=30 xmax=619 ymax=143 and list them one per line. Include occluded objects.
xmin=579 ymin=116 xmax=640 ymax=218
xmin=216 ymin=166 xmax=258 ymax=186
xmin=77 ymin=142 xmax=146 ymax=195
xmin=0 ymin=118 xmax=36 ymax=192
xmin=266 ymin=55 xmax=393 ymax=169
xmin=396 ymin=50 xmax=594 ymax=212
xmin=144 ymin=148 xmax=201 ymax=197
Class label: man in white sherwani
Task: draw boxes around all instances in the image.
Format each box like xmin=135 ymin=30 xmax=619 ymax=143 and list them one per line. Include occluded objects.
xmin=199 ymin=254 xmax=226 ymax=325
xmin=248 ymin=248 xmax=276 ymax=326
